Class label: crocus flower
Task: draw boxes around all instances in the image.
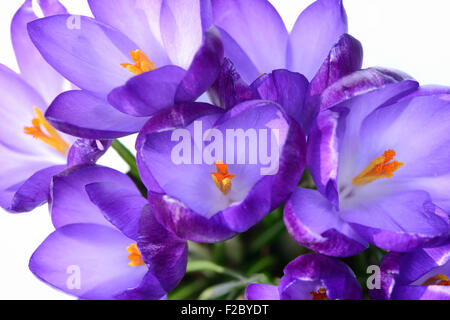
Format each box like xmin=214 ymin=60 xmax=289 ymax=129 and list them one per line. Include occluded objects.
xmin=0 ymin=0 xmax=108 ymax=213
xmin=30 ymin=165 xmax=187 ymax=299
xmin=370 ymin=241 xmax=450 ymax=300
xmin=136 ymin=99 xmax=306 ymax=242
xmin=209 ymin=28 xmax=363 ymax=134
xmin=284 ymin=74 xmax=450 ymax=257
xmin=246 ymin=253 xmax=362 ymax=300
xmin=27 ymin=0 xmax=224 ymax=139
xmin=210 ymin=0 xmax=363 ymax=132
xmin=211 ymin=0 xmax=349 ymax=82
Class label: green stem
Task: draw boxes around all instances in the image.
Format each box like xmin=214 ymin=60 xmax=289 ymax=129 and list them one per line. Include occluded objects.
xmin=111 ymin=139 xmax=140 ymax=180
xmin=186 ymin=260 xmax=245 ymax=281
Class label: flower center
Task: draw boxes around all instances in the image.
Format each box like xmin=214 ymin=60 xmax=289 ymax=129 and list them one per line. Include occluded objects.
xmin=211 ymin=161 xmax=235 ymax=195
xmin=352 ymin=149 xmax=404 ymax=187
xmin=24 ymin=107 xmax=69 ymax=156
xmin=121 ymin=49 xmax=156 ymax=75
xmin=310 ymin=288 xmax=329 ymax=300
xmin=422 ymin=274 xmax=450 ymax=286
xmin=126 ymin=243 xmax=145 ymax=267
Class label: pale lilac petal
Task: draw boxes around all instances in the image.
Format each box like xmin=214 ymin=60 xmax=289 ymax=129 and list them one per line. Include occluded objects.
xmin=284 ymin=188 xmax=367 ymax=257
xmin=212 ymin=0 xmax=288 ymax=81
xmin=287 ymin=0 xmax=347 ymax=80
xmin=28 ymin=15 xmax=139 ymax=96
xmin=11 ymin=0 xmax=65 ymax=103
xmin=29 ymin=223 xmax=148 ymax=300
xmin=88 ymin=0 xmax=170 ymax=67
xmin=160 ymin=0 xmax=205 ymax=68
xmin=341 ymin=191 xmax=450 ymax=252
xmin=246 ymin=284 xmax=279 ymax=300
xmin=138 ymin=206 xmax=188 ymax=292
xmin=46 ymin=90 xmax=148 ymax=139
xmin=50 ymin=165 xmax=138 ymax=228
xmin=86 ymin=181 xmax=147 ymax=241
xmin=67 ymin=139 xmax=111 ymax=167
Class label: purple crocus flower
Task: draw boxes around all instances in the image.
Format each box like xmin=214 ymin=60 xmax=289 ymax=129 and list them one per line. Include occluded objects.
xmin=246 ymin=253 xmax=362 ymax=300
xmin=284 ymin=73 xmax=450 ymax=257
xmin=30 ymin=165 xmax=187 ymax=299
xmin=210 ymin=0 xmax=362 ymax=132
xmin=370 ymin=241 xmax=450 ymax=300
xmin=27 ymin=0 xmax=224 ymax=139
xmin=136 ymin=99 xmax=306 ymax=242
xmin=211 ymin=0 xmax=349 ymax=82
xmin=0 ymin=0 xmax=109 ymax=213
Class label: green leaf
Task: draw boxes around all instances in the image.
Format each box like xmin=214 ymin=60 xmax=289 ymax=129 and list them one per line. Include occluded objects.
xmin=198 ymin=274 xmax=264 ymax=300
xmin=186 ymin=260 xmax=245 ymax=280
xmin=111 ymin=139 xmax=140 ymax=180
xmin=249 ymin=219 xmax=285 ymax=254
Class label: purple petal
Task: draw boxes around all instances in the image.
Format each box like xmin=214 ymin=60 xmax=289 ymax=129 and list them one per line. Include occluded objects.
xmin=369 ymin=252 xmax=402 ymax=300
xmin=11 ymin=0 xmax=65 ymax=103
xmin=320 ymin=67 xmax=416 ymax=112
xmin=279 ymin=254 xmax=362 ymax=300
xmin=213 ymin=27 xmax=258 ymax=84
xmin=50 ymin=165 xmax=139 ymax=228
xmin=3 ymin=165 xmax=65 ymax=213
xmin=212 ymin=0 xmax=288 ymax=82
xmin=397 ymin=241 xmax=450 ymax=285
xmin=86 ymin=181 xmax=147 ymax=241
xmin=67 ymin=139 xmax=111 ymax=167
xmin=149 ymin=193 xmax=237 ymax=243
xmin=287 ymin=0 xmax=347 ymax=80
xmin=307 ymin=78 xmax=419 ymax=206
xmin=208 ymin=58 xmax=255 ymax=110
xmin=309 ymin=34 xmax=363 ymax=97
xmin=27 ymin=15 xmax=139 ymax=96
xmin=341 ymin=191 xmax=450 ymax=252
xmin=251 ymin=69 xmax=309 ymax=131
xmin=357 ymin=94 xmax=450 ymax=212
xmin=246 ymin=284 xmax=279 ymax=300
xmin=138 ymin=205 xmax=188 ymax=292
xmin=29 ymin=223 xmax=149 ymax=300
xmin=108 ymin=65 xmax=186 ymax=117
xmin=37 ymin=0 xmax=67 ymax=16
xmin=88 ymin=0 xmax=170 ymax=67
xmin=400 ymin=84 xmax=450 ymax=100
xmin=392 ymin=285 xmax=450 ymax=300
xmin=304 ymin=34 xmax=363 ymax=133
xmin=284 ymin=188 xmax=367 ymax=257
xmin=115 ymin=271 xmax=167 ymax=300
xmin=46 ymin=90 xmax=148 ymax=139
xmin=137 ymin=100 xmax=305 ymax=241
xmin=139 ymin=100 xmax=305 ymax=232
xmin=174 ymin=28 xmax=224 ymax=103
xmin=160 ymin=0 xmax=205 ymax=69
xmin=136 ymin=102 xmax=225 ymax=194
xmin=0 ymin=64 xmax=47 ymax=154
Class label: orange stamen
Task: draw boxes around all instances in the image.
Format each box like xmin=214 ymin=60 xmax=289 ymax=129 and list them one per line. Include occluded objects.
xmin=352 ymin=149 xmax=404 ymax=187
xmin=211 ymin=161 xmax=235 ymax=195
xmin=23 ymin=107 xmax=69 ymax=155
xmin=121 ymin=49 xmax=156 ymax=75
xmin=422 ymin=274 xmax=450 ymax=286
xmin=126 ymin=243 xmax=145 ymax=267
xmin=310 ymin=288 xmax=329 ymax=300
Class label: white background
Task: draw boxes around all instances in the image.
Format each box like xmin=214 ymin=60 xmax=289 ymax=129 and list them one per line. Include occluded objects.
xmin=0 ymin=0 xmax=449 ymax=299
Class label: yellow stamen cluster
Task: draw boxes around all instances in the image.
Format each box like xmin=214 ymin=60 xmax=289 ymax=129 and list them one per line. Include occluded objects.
xmin=23 ymin=107 xmax=69 ymax=155
xmin=352 ymin=150 xmax=404 ymax=187
xmin=126 ymin=243 xmax=146 ymax=267
xmin=121 ymin=49 xmax=156 ymax=75
xmin=211 ymin=161 xmax=235 ymax=195
xmin=310 ymin=288 xmax=329 ymax=300
xmin=422 ymin=274 xmax=450 ymax=286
